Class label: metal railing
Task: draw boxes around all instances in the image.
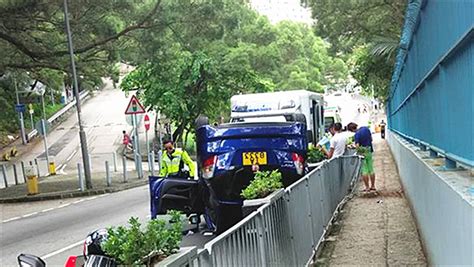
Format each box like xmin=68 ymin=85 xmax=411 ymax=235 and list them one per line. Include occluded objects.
xmin=190 ymin=156 xmax=361 ymax=267
xmin=27 ymin=91 xmax=89 ymax=140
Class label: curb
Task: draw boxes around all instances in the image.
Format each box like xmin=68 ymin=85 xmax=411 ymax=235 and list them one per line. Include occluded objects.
xmin=0 ymin=179 xmax=147 ymax=203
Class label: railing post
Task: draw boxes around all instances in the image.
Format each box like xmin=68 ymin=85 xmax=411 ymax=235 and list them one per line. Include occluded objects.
xmin=304 ymin=178 xmax=316 ymax=248
xmin=12 ymin=164 xmax=19 ymax=185
xmin=21 ymin=161 xmax=27 ymax=183
xmin=106 ymin=161 xmax=111 ymax=187
xmin=34 ymin=158 xmax=41 ymax=178
xmin=149 ymin=152 xmax=155 ymax=176
xmin=112 ymin=152 xmax=117 ymax=172
xmin=122 ymin=156 xmax=128 ymax=183
xmin=78 ymin=163 xmax=84 ymax=192
xmin=2 ymin=165 xmax=8 ymax=188
xmin=255 ymin=212 xmax=267 ymax=267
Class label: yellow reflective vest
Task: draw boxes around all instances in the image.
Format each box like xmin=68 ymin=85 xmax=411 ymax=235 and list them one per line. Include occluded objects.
xmin=159 ymin=148 xmax=195 ymax=177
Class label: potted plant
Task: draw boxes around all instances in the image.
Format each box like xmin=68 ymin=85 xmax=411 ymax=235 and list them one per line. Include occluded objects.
xmin=307 ymin=145 xmax=327 ymax=171
xmin=241 ymin=170 xmax=284 ymax=217
xmin=101 ymin=211 xmax=185 ymax=266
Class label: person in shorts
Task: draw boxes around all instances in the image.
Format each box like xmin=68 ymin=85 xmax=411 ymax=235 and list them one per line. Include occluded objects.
xmin=348 ymin=123 xmax=375 ymax=192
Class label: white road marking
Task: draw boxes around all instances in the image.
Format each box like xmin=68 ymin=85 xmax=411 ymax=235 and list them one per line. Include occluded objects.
xmin=2 ymin=216 xmax=20 ymax=223
xmin=22 ymin=212 xmax=38 ymax=218
xmin=42 ymin=208 xmax=55 ymax=213
xmin=3 ymin=189 xmax=114 ymax=223
xmin=41 ymin=240 xmax=84 ymax=259
xmin=65 ymin=150 xmax=77 ymax=162
xmin=73 ymin=199 xmax=86 ymax=204
xmin=58 ymin=203 xmax=71 ymax=208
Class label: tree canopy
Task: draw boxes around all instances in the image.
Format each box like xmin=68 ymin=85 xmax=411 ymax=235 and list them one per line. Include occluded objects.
xmin=303 ymin=0 xmax=406 ymax=100
xmin=0 ymin=0 xmax=349 ymax=143
xmin=121 ymin=0 xmax=347 ymax=141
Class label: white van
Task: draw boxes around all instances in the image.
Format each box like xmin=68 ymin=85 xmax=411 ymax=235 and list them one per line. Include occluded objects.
xmin=230 ymin=90 xmax=325 ymax=144
xmin=323 ymin=106 xmax=342 ymax=131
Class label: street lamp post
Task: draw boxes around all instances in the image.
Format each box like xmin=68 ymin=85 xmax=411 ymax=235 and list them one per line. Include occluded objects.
xmin=14 ymin=78 xmax=27 ymax=145
xmin=63 ymin=0 xmax=92 ymax=189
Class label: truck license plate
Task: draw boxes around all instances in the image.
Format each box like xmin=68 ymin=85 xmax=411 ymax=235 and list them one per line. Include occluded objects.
xmin=242 ymin=152 xmax=267 ymax=166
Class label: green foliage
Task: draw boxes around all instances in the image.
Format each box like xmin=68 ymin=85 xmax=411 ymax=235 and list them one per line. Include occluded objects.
xmin=356 ymin=146 xmax=370 ymax=156
xmin=121 ymin=0 xmax=347 ymax=141
xmin=303 ymin=0 xmax=407 ymax=100
xmin=307 ymin=146 xmax=326 ymax=163
xmin=241 ymin=170 xmax=283 ymax=200
xmin=101 ymin=211 xmax=183 ymax=266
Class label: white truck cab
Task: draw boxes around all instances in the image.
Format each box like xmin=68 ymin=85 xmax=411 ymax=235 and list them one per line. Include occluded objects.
xmin=230 ymin=90 xmax=325 ymax=144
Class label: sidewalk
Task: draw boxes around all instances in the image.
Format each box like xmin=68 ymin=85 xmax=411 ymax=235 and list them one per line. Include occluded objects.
xmin=315 ymin=136 xmax=427 ymax=266
xmin=0 ymin=170 xmax=148 ymax=203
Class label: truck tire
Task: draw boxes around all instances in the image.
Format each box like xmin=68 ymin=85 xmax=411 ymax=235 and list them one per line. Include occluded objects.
xmin=195 ymin=115 xmax=209 ymax=130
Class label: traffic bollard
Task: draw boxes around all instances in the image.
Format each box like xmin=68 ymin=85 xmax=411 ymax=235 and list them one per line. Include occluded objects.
xmin=2 ymin=165 xmax=8 ymax=188
xmin=26 ymin=161 xmax=38 ymax=195
xmin=13 ymin=164 xmax=19 ymax=185
xmin=149 ymin=152 xmax=155 ymax=176
xmin=48 ymin=156 xmax=56 ymax=175
xmin=34 ymin=158 xmax=41 ymax=178
xmin=78 ymin=163 xmax=84 ymax=192
xmin=136 ymin=153 xmax=143 ymax=179
xmin=106 ymin=161 xmax=111 ymax=187
xmin=122 ymin=156 xmax=128 ymax=183
xmin=21 ymin=161 xmax=27 ymax=183
xmin=112 ymin=152 xmax=117 ymax=172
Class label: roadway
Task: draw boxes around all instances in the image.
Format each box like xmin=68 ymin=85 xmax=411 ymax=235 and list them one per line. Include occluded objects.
xmin=0 ymin=185 xmax=212 ymax=266
xmin=0 ymin=80 xmax=141 ymax=188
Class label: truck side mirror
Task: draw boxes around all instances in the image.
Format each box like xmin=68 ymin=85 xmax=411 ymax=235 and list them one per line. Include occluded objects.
xmin=17 ymin=254 xmax=46 ymax=267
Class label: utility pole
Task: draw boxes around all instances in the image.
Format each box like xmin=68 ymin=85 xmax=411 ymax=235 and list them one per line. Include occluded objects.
xmin=40 ymin=92 xmax=50 ymax=167
xmin=14 ymin=78 xmax=27 ymax=144
xmin=64 ymin=0 xmax=92 ymax=189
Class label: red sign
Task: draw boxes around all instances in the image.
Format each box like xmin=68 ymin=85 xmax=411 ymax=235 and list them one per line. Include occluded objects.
xmin=144 ymin=114 xmax=150 ymax=131
xmin=125 ymin=95 xmax=146 ymax=115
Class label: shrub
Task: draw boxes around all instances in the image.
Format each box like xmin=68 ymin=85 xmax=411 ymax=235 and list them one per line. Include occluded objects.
xmin=307 ymin=145 xmax=326 ymax=163
xmin=101 ymin=211 xmax=183 ymax=266
xmin=241 ymin=170 xmax=283 ymax=200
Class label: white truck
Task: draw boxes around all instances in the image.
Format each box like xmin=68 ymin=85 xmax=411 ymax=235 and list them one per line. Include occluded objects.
xmin=230 ymin=90 xmax=325 ymax=144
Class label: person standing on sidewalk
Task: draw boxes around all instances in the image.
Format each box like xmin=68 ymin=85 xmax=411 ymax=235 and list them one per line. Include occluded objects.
xmin=324 ymin=123 xmax=348 ymax=159
xmin=348 ymin=123 xmax=375 ymax=192
xmin=379 ymin=120 xmax=386 ymax=139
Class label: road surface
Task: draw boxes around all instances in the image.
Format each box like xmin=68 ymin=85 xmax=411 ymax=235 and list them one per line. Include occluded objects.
xmin=0 ymin=185 xmax=213 ymax=266
xmin=0 ymin=80 xmax=150 ymax=188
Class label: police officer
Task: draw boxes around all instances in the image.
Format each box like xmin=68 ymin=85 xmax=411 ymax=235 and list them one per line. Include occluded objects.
xmin=160 ymin=140 xmax=195 ymax=178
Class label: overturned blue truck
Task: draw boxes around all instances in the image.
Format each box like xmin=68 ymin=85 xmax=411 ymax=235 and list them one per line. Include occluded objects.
xmin=150 ymin=90 xmax=325 ymax=233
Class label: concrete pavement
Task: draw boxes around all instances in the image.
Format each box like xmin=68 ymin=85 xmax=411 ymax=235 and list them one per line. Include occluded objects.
xmin=314 ymin=136 xmax=427 ymax=266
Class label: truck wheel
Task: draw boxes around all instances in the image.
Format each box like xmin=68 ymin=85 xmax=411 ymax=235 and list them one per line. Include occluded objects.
xmin=195 ymin=115 xmax=209 ymax=130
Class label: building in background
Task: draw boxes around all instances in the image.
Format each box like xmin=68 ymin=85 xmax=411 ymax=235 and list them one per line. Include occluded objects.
xmin=250 ymin=0 xmax=313 ymax=25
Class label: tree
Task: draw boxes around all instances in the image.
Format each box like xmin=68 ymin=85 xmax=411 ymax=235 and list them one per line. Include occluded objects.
xmin=303 ymin=0 xmax=406 ymax=99
xmin=0 ymin=0 xmax=163 ymax=86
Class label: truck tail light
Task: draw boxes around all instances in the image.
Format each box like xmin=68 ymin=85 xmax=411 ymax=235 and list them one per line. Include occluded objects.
xmin=292 ymin=153 xmax=305 ymax=175
xmin=202 ymin=156 xmax=217 ymax=179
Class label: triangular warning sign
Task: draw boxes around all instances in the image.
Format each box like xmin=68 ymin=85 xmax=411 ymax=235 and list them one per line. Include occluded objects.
xmin=125 ymin=95 xmax=146 ymax=115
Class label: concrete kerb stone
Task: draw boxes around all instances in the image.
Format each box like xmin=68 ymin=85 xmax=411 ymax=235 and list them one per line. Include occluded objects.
xmin=0 ymin=179 xmax=147 ymax=203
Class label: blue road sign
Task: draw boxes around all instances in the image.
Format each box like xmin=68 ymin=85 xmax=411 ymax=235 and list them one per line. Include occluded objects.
xmin=15 ymin=104 xmax=26 ymax=113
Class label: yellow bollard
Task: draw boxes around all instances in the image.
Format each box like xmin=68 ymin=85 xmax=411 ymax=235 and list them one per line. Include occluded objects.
xmin=49 ymin=159 xmax=56 ymax=176
xmin=26 ymin=163 xmax=38 ymax=195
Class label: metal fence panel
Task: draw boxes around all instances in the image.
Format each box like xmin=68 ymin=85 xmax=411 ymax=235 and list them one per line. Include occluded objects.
xmin=197 ymin=156 xmax=361 ymax=267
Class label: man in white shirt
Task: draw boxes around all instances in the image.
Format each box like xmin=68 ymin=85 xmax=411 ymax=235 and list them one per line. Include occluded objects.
xmin=327 ymin=123 xmax=347 ymax=159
